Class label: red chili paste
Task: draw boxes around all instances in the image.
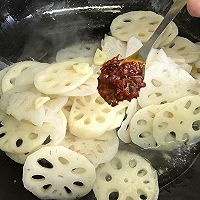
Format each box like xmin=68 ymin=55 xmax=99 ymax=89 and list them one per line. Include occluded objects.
xmin=97 ymin=55 xmax=146 ymax=107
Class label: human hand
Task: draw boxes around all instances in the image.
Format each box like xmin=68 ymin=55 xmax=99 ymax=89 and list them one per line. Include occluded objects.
xmin=187 ymin=0 xmax=200 ymax=17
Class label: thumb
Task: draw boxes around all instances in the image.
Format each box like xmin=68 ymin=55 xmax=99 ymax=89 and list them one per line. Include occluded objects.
xmin=187 ymin=0 xmax=200 ymax=17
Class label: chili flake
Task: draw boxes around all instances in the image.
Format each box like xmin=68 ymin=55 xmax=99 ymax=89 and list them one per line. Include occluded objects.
xmin=97 ymin=55 xmax=146 ymax=107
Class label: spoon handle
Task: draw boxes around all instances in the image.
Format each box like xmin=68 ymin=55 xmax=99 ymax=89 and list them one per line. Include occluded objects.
xmin=138 ymin=0 xmax=187 ymax=60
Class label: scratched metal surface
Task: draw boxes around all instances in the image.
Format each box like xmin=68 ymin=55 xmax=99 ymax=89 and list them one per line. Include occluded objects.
xmin=0 ymin=0 xmax=200 ymax=200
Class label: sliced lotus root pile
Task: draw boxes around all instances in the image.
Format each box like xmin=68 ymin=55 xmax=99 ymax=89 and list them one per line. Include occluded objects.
xmin=68 ymin=93 xmax=118 ymax=138
xmin=153 ymin=95 xmax=200 ymax=146
xmin=163 ymin=36 xmax=200 ymax=64
xmin=138 ymin=53 xmax=199 ymax=108
xmin=62 ymin=131 xmax=119 ymax=167
xmin=101 ymin=35 xmax=127 ymax=60
xmin=0 ymin=111 xmax=64 ymax=154
xmin=110 ymin=11 xmax=175 ymax=45
xmin=56 ymin=41 xmax=100 ymax=63
xmin=93 ymin=150 xmax=159 ymax=200
xmin=23 ymin=146 xmax=96 ymax=199
xmin=0 ymin=86 xmax=46 ymax=126
xmin=117 ymin=99 xmax=138 ymax=143
xmin=129 ymin=104 xmax=168 ymax=149
xmin=34 ymin=61 xmax=93 ymax=95
xmin=1 ymin=61 xmax=40 ymax=93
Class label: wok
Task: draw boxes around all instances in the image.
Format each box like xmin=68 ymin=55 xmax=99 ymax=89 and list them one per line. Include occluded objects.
xmin=0 ymin=0 xmax=200 ymax=200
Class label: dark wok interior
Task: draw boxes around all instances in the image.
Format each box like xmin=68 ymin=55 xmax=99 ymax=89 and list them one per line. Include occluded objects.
xmin=0 ymin=0 xmax=200 ymax=199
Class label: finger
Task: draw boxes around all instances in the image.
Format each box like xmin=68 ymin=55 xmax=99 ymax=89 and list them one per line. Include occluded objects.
xmin=187 ymin=0 xmax=200 ymax=17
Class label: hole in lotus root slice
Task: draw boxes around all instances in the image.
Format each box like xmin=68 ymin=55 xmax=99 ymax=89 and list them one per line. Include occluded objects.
xmin=71 ymin=168 xmax=86 ymax=174
xmin=137 ymin=169 xmax=148 ymax=177
xmin=137 ymin=120 xmax=147 ymax=126
xmin=169 ymin=43 xmax=175 ymax=48
xmin=192 ymin=120 xmax=200 ymax=131
xmin=64 ymin=186 xmax=72 ymax=193
xmin=148 ymin=28 xmax=155 ymax=33
xmin=149 ymin=21 xmax=160 ymax=25
xmin=160 ymin=100 xmax=168 ymax=104
xmin=137 ymin=189 xmax=148 ymax=200
xmin=151 ymin=79 xmax=162 ymax=87
xmin=123 ymin=18 xmax=132 ymax=23
xmin=0 ymin=132 xmax=6 ymax=138
xmin=109 ymin=191 xmax=119 ymax=200
xmin=184 ymin=100 xmax=192 ymax=109
xmin=138 ymin=32 xmax=146 ymax=37
xmin=148 ymin=93 xmax=162 ymax=99
xmin=163 ymin=111 xmax=174 ymax=118
xmin=96 ymin=116 xmax=106 ymax=123
xmin=16 ymin=139 xmax=23 ymax=147
xmin=73 ymin=181 xmax=84 ymax=186
xmin=139 ymin=132 xmax=151 ymax=138
xmin=143 ymin=180 xmax=150 ymax=184
xmin=29 ymin=133 xmax=38 ymax=140
xmin=187 ymin=89 xmax=199 ymax=95
xmin=111 ymin=157 xmax=122 ymax=170
xmin=102 ymin=108 xmax=111 ymax=113
xmin=84 ymin=96 xmax=91 ymax=102
xmin=177 ymin=47 xmax=186 ymax=51
xmin=193 ymin=107 xmax=200 ymax=115
xmin=148 ymin=111 xmax=155 ymax=118
xmin=182 ymin=133 xmax=190 ymax=144
xmin=37 ymin=158 xmax=54 ymax=169
xmin=126 ymin=196 xmax=134 ymax=200
xmin=32 ymin=175 xmax=45 ymax=180
xmin=96 ymin=144 xmax=104 ymax=153
xmin=95 ymin=97 xmax=105 ymax=105
xmin=170 ymin=131 xmax=176 ymax=138
xmin=129 ymin=159 xmax=137 ymax=168
xmin=100 ymin=171 xmax=113 ymax=182
xmin=84 ymin=118 xmax=91 ymax=125
xmin=42 ymin=136 xmax=52 ymax=145
xmin=106 ymin=174 xmax=112 ymax=182
xmin=74 ymin=113 xmax=84 ymax=120
xmin=164 ymin=131 xmax=176 ymax=143
xmin=158 ymin=122 xmax=168 ymax=129
xmin=58 ymin=157 xmax=69 ymax=165
xmin=42 ymin=184 xmax=52 ymax=191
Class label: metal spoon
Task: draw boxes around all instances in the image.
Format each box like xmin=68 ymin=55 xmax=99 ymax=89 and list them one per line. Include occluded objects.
xmin=126 ymin=0 xmax=187 ymax=62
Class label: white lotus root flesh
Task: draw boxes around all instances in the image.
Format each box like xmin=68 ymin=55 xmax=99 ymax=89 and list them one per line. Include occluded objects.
xmin=93 ymin=150 xmax=159 ymax=200
xmin=23 ymin=146 xmax=96 ymax=199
